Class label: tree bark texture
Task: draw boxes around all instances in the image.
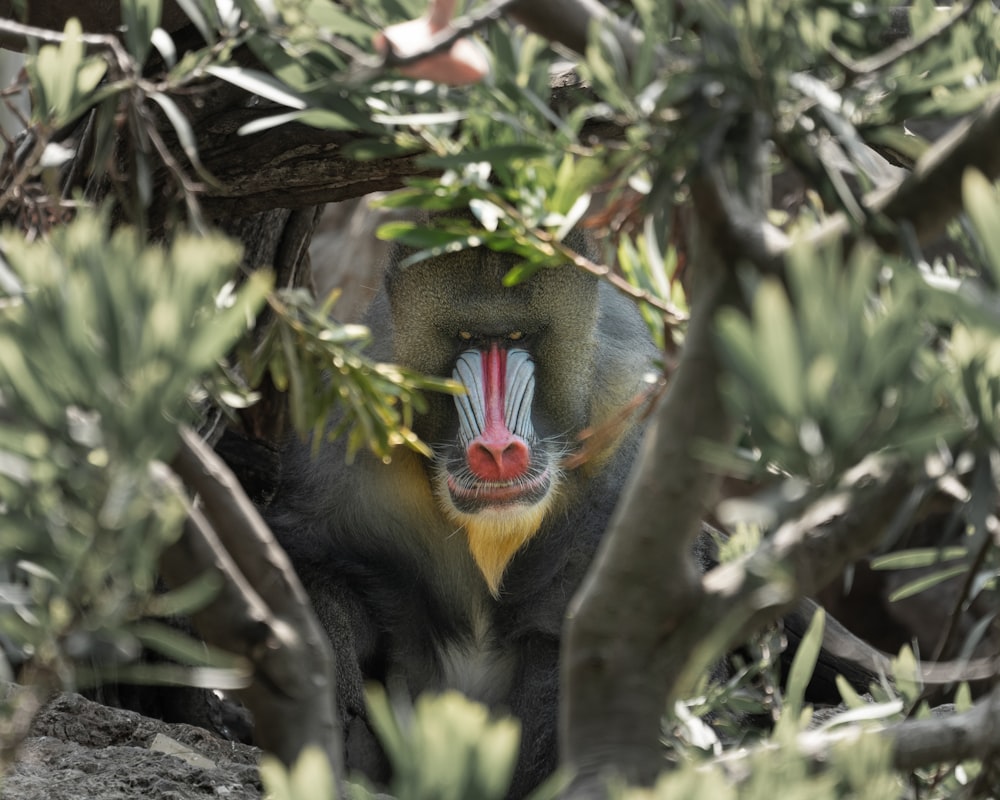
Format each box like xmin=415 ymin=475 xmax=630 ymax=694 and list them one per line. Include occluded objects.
xmin=560 ymin=197 xmax=737 ymax=796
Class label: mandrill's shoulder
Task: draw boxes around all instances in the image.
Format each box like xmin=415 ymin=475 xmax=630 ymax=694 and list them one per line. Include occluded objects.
xmin=594 ymin=281 xmax=659 ymax=370
xmin=589 ymin=281 xmax=660 ymax=425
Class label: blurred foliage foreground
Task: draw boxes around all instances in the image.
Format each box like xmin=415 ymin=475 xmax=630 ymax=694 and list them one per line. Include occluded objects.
xmin=2 ymin=0 xmax=1000 ymax=798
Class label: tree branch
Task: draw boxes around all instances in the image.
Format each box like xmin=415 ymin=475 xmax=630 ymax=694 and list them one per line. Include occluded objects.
xmin=889 ymin=685 xmax=1000 ymax=771
xmin=701 ymin=464 xmax=916 ymax=659
xmin=689 ymin=90 xmax=1000 ymax=277
xmin=507 ymin=0 xmax=645 ymax=62
xmin=0 ymin=17 xmax=130 ymax=68
xmin=810 ymin=91 xmax=1000 ymax=260
xmin=193 ymin=119 xmax=428 ymax=217
xmin=560 ymin=174 xmax=738 ymax=797
xmin=835 ymin=1 xmax=978 ymax=78
xmin=713 ymin=685 xmax=1000 ymax=783
xmin=163 ymin=427 xmax=342 ymax=778
xmin=556 ymin=85 xmax=1000 ymax=786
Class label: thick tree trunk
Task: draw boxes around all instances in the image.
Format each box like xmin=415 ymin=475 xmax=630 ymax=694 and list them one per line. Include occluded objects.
xmin=560 ymin=193 xmax=737 ymax=795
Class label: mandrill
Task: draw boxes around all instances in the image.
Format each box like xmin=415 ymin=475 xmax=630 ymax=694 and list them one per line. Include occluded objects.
xmin=266 ymin=227 xmax=657 ymax=797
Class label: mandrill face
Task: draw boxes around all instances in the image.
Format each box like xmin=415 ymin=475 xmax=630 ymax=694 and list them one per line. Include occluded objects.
xmin=434 ymin=341 xmax=563 ymax=595
xmin=383 ymin=233 xmax=605 ymax=594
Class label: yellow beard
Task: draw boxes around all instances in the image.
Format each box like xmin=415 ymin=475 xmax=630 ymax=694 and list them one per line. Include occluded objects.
xmin=462 ymin=506 xmax=549 ymax=596
xmin=439 ymin=484 xmax=556 ymax=596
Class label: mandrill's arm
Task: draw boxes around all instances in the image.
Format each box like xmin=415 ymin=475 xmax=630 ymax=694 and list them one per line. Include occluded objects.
xmin=285 ymin=557 xmax=389 ymax=782
xmin=505 ymin=634 xmax=562 ymax=799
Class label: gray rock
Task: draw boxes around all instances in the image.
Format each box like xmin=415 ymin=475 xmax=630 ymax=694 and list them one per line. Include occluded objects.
xmin=2 ymin=693 xmax=261 ymax=800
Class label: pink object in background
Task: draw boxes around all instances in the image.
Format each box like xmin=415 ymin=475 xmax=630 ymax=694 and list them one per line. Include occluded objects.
xmin=374 ymin=0 xmax=489 ymax=85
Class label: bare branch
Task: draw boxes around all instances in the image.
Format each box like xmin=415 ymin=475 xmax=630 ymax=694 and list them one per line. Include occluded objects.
xmin=689 ymin=164 xmax=791 ymax=272
xmin=163 ymin=427 xmax=343 ymax=778
xmin=889 ymin=685 xmax=1000 ymax=771
xmin=486 ymin=194 xmax=689 ymax=322
xmin=507 ymin=0 xmax=647 ymax=64
xmin=702 ymin=465 xmax=916 ymax=654
xmin=196 ymin=122 xmax=428 ymax=217
xmin=0 ymin=17 xmax=131 ymax=72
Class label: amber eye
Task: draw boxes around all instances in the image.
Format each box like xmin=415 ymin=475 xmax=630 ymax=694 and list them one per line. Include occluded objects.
xmin=508 ymin=331 xmax=524 ymax=341
xmin=458 ymin=331 xmax=473 ymax=341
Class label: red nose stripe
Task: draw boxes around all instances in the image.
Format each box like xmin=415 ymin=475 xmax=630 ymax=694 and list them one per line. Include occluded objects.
xmin=466 ymin=343 xmax=530 ymax=481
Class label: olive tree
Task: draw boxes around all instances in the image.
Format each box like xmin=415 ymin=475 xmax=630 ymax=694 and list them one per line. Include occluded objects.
xmin=1 ymin=1 xmax=1000 ymax=798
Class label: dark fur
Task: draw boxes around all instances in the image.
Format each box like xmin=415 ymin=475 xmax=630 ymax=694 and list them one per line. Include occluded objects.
xmin=266 ymin=236 xmax=657 ymax=797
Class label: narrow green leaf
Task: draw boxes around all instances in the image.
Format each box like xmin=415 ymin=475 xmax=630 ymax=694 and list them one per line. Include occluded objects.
xmin=954 ymin=681 xmax=972 ymax=712
xmin=716 ymin=308 xmax=758 ymax=374
xmin=129 ymin=620 xmax=246 ymax=669
xmin=865 ymin=126 xmax=929 ymax=162
xmin=205 ymin=65 xmax=307 ymax=109
xmin=754 ymin=279 xmax=804 ymax=417
xmin=963 ymin=169 xmax=1000 ymax=286
xmin=149 ymin=92 xmax=218 ymax=185
xmin=150 ymin=28 xmax=177 ymax=67
xmin=377 ymin=221 xmax=476 ymax=251
xmin=397 ymin=238 xmax=484 ymax=269
xmin=142 ymin=571 xmax=223 ymax=617
xmin=502 ymin=260 xmax=544 ymax=286
xmin=887 ymin=564 xmax=969 ymax=602
xmin=76 ymin=662 xmax=250 ymax=690
xmin=121 ymin=0 xmax=163 ymax=63
xmin=281 ymin=325 xmax=307 ymax=434
xmin=297 ymin=107 xmax=365 ymax=131
xmin=371 ymin=109 xmax=467 ymax=126
xmin=236 ymin=110 xmax=306 ymax=136
xmin=30 ymin=19 xmax=104 ymax=122
xmin=171 ymin=0 xmax=215 ymax=44
xmin=834 ymin=674 xmax=868 ymax=709
xmin=891 ymin=645 xmax=922 ymax=708
xmin=74 ymin=59 xmax=109 ymax=104
xmin=784 ymin=607 xmax=824 ymax=718
xmin=363 ymin=685 xmax=408 ymax=772
xmin=870 ymin=547 xmax=968 ymax=570
xmin=259 ymin=755 xmax=294 ymax=800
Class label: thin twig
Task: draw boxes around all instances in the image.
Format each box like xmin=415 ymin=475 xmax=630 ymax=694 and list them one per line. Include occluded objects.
xmin=890 ymin=684 xmax=1000 ymax=771
xmin=930 ymin=524 xmax=994 ymax=662
xmin=0 ymin=17 xmax=131 ymax=75
xmin=141 ymin=99 xmax=209 ymax=232
xmin=491 ymin=194 xmax=690 ymax=323
xmin=0 ymin=133 xmax=45 ymax=215
xmin=832 ymin=1 xmax=979 ymax=80
xmin=550 ymin=232 xmax=690 ymax=324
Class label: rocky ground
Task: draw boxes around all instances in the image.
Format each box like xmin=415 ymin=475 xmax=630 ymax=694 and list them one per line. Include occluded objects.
xmin=2 ymin=693 xmax=261 ymax=800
